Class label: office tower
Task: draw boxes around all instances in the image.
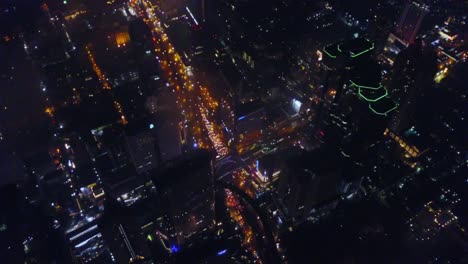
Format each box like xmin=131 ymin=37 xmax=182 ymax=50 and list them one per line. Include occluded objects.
xmin=317 ymin=39 xmax=399 ymax=200
xmin=277 ymin=147 xmax=342 ymax=224
xmin=388 ymin=62 xmax=466 ymax=179
xmin=87 ymin=121 xmax=157 ymax=204
xmin=381 ymin=1 xmax=429 ymax=65
xmin=321 ymin=37 xmax=376 ymax=102
xmin=388 ymin=41 xmax=437 ymax=133
xmin=124 ymin=118 xmax=159 ymax=175
xmin=153 ymin=149 xmax=215 ymax=249
xmin=99 ymin=200 xmax=152 ymax=263
xmin=89 ymin=124 xmax=134 ymax=188
xmin=395 ymin=1 xmax=429 ymax=45
xmin=320 ymin=38 xmax=397 ymax=147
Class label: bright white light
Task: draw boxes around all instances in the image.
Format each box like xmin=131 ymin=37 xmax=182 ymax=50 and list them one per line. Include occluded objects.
xmin=316 ymin=50 xmax=323 ymax=61
xmin=186 ymin=7 xmax=199 ymax=25
xmin=128 ymin=7 xmax=136 ymax=16
xmin=292 ymin=99 xmax=302 ymax=113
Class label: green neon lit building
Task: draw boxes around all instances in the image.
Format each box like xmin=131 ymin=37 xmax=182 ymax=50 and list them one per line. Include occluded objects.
xmin=368 ymin=97 xmax=399 ymax=116
xmin=321 ymin=37 xmax=398 ymax=117
xmin=323 ymin=44 xmax=339 ymax=59
xmin=323 ymin=38 xmax=374 ymax=60
xmin=350 ymin=80 xmax=383 ymax=91
xmin=358 ymin=87 xmax=388 ymax=102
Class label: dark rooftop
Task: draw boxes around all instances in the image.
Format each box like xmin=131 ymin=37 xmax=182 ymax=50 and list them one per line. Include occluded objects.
xmin=236 ymin=100 xmax=264 ymax=118
xmin=153 ymin=149 xmax=212 ymax=186
xmin=369 ymin=97 xmax=398 ymax=116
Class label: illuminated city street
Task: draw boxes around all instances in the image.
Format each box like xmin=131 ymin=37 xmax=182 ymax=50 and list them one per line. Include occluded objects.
xmin=225 ymin=189 xmax=262 ymax=263
xmin=128 ymin=0 xmax=229 ymax=158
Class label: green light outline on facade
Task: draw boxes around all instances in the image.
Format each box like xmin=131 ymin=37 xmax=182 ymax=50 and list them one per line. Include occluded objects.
xmin=358 ymin=88 xmax=388 ymax=102
xmin=337 ymin=44 xmax=342 ymax=52
xmin=349 ymin=42 xmax=375 ymax=58
xmin=368 ymin=101 xmax=398 ymax=116
xmin=323 ymin=46 xmax=337 ymax=58
xmin=350 ymin=80 xmax=382 ymax=90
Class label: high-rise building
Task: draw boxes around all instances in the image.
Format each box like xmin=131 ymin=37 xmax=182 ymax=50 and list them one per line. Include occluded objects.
xmin=276 ymin=147 xmax=342 ymax=224
xmin=89 ymin=124 xmax=134 ymax=188
xmin=388 ymin=41 xmax=437 ymax=133
xmin=124 ymin=118 xmax=159 ymax=175
xmin=320 ymin=38 xmax=398 ymax=148
xmin=152 ymin=149 xmax=215 ymax=249
xmin=380 ymin=1 xmax=429 ymax=66
xmin=321 ymin=37 xmax=376 ymax=102
xmin=99 ymin=199 xmax=153 ymax=263
xmin=315 ymin=38 xmax=400 ymax=200
xmin=395 ymin=1 xmax=429 ymax=45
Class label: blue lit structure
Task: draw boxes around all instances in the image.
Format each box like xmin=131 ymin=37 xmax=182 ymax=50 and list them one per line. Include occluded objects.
xmin=217 ymin=249 xmax=228 ymax=256
xmin=170 ymin=245 xmax=179 ymax=253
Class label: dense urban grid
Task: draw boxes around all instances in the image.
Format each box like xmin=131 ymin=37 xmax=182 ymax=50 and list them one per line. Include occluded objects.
xmin=0 ymin=0 xmax=467 ymax=263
